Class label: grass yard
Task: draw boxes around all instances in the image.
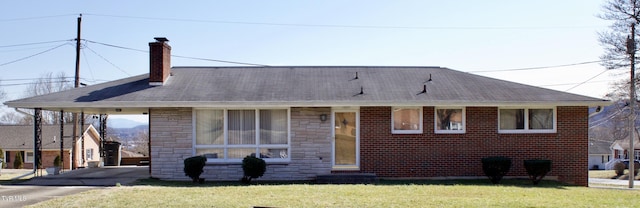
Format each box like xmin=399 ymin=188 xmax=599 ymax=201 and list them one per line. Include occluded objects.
xmin=26 ymin=179 xmax=640 ymax=208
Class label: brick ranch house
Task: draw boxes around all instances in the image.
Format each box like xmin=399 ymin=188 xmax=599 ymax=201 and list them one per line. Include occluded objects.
xmin=0 ymin=124 xmax=101 ymax=169
xmin=5 ymin=37 xmax=609 ymax=186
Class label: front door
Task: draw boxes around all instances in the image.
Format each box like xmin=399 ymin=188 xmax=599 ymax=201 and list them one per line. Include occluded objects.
xmin=333 ymin=111 xmax=359 ymax=170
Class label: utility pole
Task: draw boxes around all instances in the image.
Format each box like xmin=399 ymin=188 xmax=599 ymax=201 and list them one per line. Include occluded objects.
xmin=627 ymin=23 xmax=636 ymax=189
xmin=71 ymin=14 xmax=82 ymax=170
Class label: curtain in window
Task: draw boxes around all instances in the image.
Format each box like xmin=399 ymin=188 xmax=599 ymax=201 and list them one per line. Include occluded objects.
xmin=196 ymin=110 xmax=224 ymax=145
xmin=260 ymin=109 xmax=288 ymax=144
xmin=393 ymin=108 xmax=420 ymax=130
xmin=529 ymin=109 xmax=553 ymax=129
xmin=228 ymin=110 xmax=256 ymax=145
xmin=500 ymin=109 xmax=524 ymax=129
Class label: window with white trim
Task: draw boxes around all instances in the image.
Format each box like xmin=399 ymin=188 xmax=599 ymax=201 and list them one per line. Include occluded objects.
xmin=392 ymin=107 xmax=423 ymax=134
xmin=25 ymin=151 xmax=34 ymax=163
xmin=435 ymin=107 xmax=465 ymax=133
xmin=499 ymin=107 xmax=556 ymax=133
xmin=194 ymin=108 xmax=290 ymax=162
xmin=86 ymin=149 xmax=94 ymax=161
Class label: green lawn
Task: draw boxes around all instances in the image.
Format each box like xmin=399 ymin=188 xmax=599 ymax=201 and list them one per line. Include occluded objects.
xmin=26 ymin=179 xmax=640 ymax=208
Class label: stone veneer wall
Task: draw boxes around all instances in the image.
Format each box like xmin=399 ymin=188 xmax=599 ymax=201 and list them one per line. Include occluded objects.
xmin=149 ymin=108 xmax=194 ymax=179
xmin=150 ymin=107 xmax=333 ymax=181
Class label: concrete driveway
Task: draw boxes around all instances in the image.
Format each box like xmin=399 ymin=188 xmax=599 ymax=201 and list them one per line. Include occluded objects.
xmin=0 ymin=166 xmax=149 ymax=207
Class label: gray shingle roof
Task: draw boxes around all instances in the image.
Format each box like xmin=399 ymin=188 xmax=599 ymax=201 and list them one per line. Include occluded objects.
xmin=588 ymin=139 xmax=612 ymax=155
xmin=0 ymin=125 xmax=94 ymax=150
xmin=5 ymin=66 xmax=609 ymax=114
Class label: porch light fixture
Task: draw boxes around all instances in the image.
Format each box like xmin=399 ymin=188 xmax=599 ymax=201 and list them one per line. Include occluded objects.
xmin=319 ymin=114 xmax=327 ymax=122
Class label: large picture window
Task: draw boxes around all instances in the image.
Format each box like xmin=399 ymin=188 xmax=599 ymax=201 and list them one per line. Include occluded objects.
xmin=392 ymin=107 xmax=423 ymax=134
xmin=499 ymin=107 xmax=555 ymax=133
xmin=194 ymin=109 xmax=290 ymax=162
xmin=435 ymin=107 xmax=465 ymax=133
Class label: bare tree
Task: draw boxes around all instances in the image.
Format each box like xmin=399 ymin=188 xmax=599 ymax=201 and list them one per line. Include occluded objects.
xmin=0 ymin=80 xmax=6 ymax=102
xmin=597 ymin=0 xmax=640 ymax=142
xmin=0 ymin=111 xmax=31 ymax=125
xmin=132 ymin=130 xmax=149 ymax=156
xmin=599 ymin=0 xmax=640 ymax=70
xmin=21 ymin=72 xmax=73 ymax=124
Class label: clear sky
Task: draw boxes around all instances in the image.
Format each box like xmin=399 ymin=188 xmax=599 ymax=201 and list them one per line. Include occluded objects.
xmin=0 ymin=1 xmax=617 ymax=122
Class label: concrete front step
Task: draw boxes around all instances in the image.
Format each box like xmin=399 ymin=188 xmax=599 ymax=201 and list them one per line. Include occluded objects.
xmin=315 ymin=173 xmax=378 ymax=184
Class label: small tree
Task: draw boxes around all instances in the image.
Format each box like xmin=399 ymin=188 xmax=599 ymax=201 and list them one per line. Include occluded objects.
xmin=52 ymin=155 xmax=62 ymax=175
xmin=0 ymin=147 xmax=4 ymax=168
xmin=13 ymin=153 xmax=23 ymax=169
xmin=614 ymin=162 xmax=626 ymax=177
xmin=53 ymin=155 xmax=62 ymax=167
xmin=241 ymin=155 xmax=266 ymax=184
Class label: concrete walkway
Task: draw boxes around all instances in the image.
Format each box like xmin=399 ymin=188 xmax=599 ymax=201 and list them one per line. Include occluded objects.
xmin=589 ymin=178 xmax=640 ymax=189
xmin=19 ymin=166 xmax=149 ymax=186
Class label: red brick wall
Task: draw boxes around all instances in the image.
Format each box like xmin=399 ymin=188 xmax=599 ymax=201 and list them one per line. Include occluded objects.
xmin=360 ymin=106 xmax=588 ymax=186
xmin=149 ymin=40 xmax=171 ymax=84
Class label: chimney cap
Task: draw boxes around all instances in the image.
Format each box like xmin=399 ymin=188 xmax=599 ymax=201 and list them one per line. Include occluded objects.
xmin=154 ymin=37 xmax=169 ymax=42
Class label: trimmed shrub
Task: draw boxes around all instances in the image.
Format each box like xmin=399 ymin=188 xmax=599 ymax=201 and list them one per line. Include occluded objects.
xmin=631 ymin=161 xmax=640 ymax=176
xmin=54 ymin=155 xmax=62 ymax=168
xmin=481 ymin=156 xmax=511 ymax=184
xmin=523 ymin=159 xmax=552 ymax=185
xmin=14 ymin=152 xmax=24 ymax=169
xmin=0 ymin=148 xmax=4 ymax=168
xmin=241 ymin=155 xmax=266 ymax=184
xmin=183 ymin=156 xmax=207 ymax=183
xmin=614 ymin=162 xmax=625 ymax=177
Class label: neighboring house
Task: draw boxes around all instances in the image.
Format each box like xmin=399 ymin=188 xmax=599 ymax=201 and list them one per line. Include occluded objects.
xmin=588 ymin=139 xmax=612 ymax=170
xmin=5 ymin=38 xmax=610 ymax=186
xmin=610 ymin=136 xmax=640 ymax=160
xmin=0 ymin=124 xmax=101 ymax=169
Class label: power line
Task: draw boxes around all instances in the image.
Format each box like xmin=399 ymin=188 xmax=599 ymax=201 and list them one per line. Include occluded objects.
xmin=171 ymin=55 xmax=269 ymax=67
xmin=0 ymin=80 xmax=71 ymax=87
xmin=0 ymin=77 xmax=74 ymax=82
xmin=84 ymin=40 xmax=146 ymax=53
xmin=0 ymin=43 xmax=71 ymax=68
xmin=0 ymin=39 xmax=73 ymax=48
xmin=0 ymin=14 xmax=77 ymax=22
xmin=538 ymin=80 xmax=616 ymax=87
xmin=467 ymin=60 xmax=603 ymax=73
xmin=565 ymin=69 xmax=610 ymax=91
xmin=85 ymin=39 xmax=268 ymax=66
xmin=84 ymin=13 xmax=604 ymax=30
xmin=83 ymin=44 xmax=131 ymax=76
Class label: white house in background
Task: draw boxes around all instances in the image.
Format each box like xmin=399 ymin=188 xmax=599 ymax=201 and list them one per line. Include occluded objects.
xmin=0 ymin=124 xmax=101 ymax=169
xmin=588 ymin=139 xmax=612 ymax=170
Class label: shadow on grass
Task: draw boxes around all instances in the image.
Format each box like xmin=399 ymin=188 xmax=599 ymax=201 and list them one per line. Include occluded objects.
xmin=132 ymin=178 xmax=569 ymax=189
xmin=0 ymin=179 xmax=30 ymax=185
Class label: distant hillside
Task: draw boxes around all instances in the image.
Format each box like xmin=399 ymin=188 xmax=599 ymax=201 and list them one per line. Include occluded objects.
xmin=108 ymin=118 xmax=147 ymax=129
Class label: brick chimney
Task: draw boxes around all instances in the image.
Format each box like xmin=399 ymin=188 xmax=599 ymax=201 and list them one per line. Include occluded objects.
xmin=149 ymin=37 xmax=171 ymax=85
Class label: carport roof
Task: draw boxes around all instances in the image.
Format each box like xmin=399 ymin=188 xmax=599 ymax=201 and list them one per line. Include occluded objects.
xmin=4 ymin=66 xmax=610 ymax=114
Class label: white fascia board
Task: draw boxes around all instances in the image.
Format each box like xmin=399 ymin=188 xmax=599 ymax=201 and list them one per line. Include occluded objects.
xmin=6 ymin=100 xmax=611 ymax=110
